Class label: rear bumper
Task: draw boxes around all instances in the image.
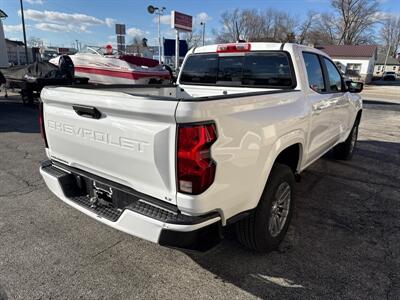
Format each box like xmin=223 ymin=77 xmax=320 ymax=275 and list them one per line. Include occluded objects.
xmin=40 ymin=161 xmax=221 ymax=251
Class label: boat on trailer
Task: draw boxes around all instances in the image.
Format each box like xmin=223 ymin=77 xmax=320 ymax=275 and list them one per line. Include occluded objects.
xmin=50 ymin=46 xmax=171 ymax=85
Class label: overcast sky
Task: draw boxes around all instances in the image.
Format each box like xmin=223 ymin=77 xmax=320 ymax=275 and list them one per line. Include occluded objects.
xmin=2 ymin=0 xmax=399 ymax=48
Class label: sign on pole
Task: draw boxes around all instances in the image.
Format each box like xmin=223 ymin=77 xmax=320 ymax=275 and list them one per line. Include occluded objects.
xmin=115 ymin=24 xmax=126 ymax=35
xmin=118 ymin=45 xmax=126 ymax=52
xmin=171 ymin=11 xmax=192 ymax=70
xmin=115 ymin=23 xmax=126 ymax=53
xmin=171 ymin=11 xmax=192 ymax=32
xmin=117 ymin=35 xmax=125 ymax=45
xmin=163 ymin=39 xmax=188 ymax=57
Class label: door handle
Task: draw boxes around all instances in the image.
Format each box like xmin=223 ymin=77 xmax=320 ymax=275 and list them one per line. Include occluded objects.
xmin=73 ymin=105 xmax=102 ymax=119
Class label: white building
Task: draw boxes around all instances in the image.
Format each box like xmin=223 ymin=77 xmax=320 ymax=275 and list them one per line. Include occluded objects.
xmin=373 ymin=54 xmax=400 ymax=78
xmin=5 ymin=39 xmax=32 ymax=65
xmin=317 ymin=45 xmax=378 ymax=83
xmin=0 ymin=9 xmax=9 ymax=68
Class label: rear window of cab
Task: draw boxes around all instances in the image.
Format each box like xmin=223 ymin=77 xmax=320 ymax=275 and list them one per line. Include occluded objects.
xmin=179 ymin=52 xmax=295 ymax=88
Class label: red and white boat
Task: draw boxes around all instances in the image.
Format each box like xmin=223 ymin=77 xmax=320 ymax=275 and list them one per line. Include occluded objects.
xmin=50 ymin=46 xmax=171 ymax=85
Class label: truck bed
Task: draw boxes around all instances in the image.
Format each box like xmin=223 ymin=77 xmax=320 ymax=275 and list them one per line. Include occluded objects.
xmin=61 ymin=83 xmax=298 ymax=101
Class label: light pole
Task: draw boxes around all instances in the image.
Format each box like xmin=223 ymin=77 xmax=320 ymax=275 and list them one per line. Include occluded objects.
xmin=148 ymin=5 xmax=166 ymax=63
xmin=19 ymin=0 xmax=29 ymax=64
xmin=200 ymin=22 xmax=206 ymax=46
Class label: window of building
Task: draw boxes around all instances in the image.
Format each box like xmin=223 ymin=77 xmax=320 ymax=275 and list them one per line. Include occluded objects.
xmin=335 ymin=62 xmax=341 ymax=70
xmin=345 ymin=63 xmax=362 ymax=76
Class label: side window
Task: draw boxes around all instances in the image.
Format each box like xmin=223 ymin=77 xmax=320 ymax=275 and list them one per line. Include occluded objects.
xmin=242 ymin=53 xmax=293 ymax=87
xmin=323 ymin=57 xmax=343 ymax=92
xmin=302 ymin=52 xmax=325 ymax=93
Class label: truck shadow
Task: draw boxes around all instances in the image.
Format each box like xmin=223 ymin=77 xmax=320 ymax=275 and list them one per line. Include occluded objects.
xmin=187 ymin=140 xmax=400 ymax=299
xmin=0 ymin=96 xmax=39 ymax=133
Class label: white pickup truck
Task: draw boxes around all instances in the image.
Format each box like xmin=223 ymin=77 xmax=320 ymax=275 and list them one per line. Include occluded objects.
xmin=39 ymin=42 xmax=363 ymax=252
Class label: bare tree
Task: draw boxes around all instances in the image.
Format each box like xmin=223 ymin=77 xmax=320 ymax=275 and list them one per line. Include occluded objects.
xmin=183 ymin=30 xmax=202 ymax=48
xmin=127 ymin=36 xmax=147 ymax=55
xmin=27 ymin=36 xmax=43 ymax=47
xmin=241 ymin=9 xmax=267 ymax=41
xmin=213 ymin=9 xmax=243 ymax=43
xmin=307 ymin=13 xmax=338 ymax=45
xmin=261 ymin=9 xmax=275 ymax=39
xmin=213 ymin=8 xmax=298 ymax=43
xmin=213 ymin=1 xmax=382 ymax=46
xmin=272 ymin=11 xmax=298 ymax=42
xmin=298 ymin=11 xmax=318 ymax=45
xmin=380 ymin=15 xmax=400 ymax=57
xmin=331 ymin=0 xmax=380 ymax=45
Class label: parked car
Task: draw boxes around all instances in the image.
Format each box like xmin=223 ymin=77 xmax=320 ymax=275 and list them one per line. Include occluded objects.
xmin=39 ymin=42 xmax=363 ymax=253
xmin=382 ymin=71 xmax=397 ymax=81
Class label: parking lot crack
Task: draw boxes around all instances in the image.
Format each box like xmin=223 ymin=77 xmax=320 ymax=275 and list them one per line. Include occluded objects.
xmin=384 ymin=243 xmax=396 ymax=300
xmin=91 ymin=240 xmax=122 ymax=259
xmin=1 ymin=169 xmax=42 ymax=189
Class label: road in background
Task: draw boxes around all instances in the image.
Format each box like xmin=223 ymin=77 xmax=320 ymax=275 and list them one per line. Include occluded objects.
xmin=0 ymin=95 xmax=399 ymax=299
xmin=362 ymin=84 xmax=400 ymax=104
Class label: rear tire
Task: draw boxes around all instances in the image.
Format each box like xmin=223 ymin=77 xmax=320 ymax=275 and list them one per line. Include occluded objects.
xmin=333 ymin=121 xmax=359 ymax=160
xmin=236 ymin=163 xmax=295 ymax=252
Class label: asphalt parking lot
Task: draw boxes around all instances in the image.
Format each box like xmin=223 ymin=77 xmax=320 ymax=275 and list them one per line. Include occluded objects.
xmin=0 ymin=94 xmax=399 ymax=299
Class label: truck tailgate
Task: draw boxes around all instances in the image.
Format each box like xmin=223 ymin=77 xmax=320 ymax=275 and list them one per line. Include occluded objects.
xmin=41 ymin=87 xmax=178 ymax=205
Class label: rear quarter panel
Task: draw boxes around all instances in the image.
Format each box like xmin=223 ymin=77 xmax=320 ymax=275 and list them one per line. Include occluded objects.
xmin=175 ymin=90 xmax=309 ymax=222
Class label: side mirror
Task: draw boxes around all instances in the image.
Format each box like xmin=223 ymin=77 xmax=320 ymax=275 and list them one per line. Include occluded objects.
xmin=346 ymin=80 xmax=363 ymax=93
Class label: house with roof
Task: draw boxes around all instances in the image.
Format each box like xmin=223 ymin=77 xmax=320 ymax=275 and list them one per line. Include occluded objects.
xmin=316 ymin=45 xmax=378 ymax=83
xmin=373 ymin=54 xmax=400 ymax=78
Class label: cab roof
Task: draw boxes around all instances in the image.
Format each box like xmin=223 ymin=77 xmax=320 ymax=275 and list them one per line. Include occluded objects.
xmin=191 ymin=42 xmax=330 ymax=58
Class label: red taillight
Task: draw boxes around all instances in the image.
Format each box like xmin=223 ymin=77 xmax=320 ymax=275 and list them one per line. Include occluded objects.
xmin=38 ymin=101 xmax=48 ymax=148
xmin=217 ymin=43 xmax=251 ymax=53
xmin=177 ymin=122 xmax=217 ymax=195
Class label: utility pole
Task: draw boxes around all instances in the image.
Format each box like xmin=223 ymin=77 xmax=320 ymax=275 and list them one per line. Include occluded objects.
xmin=383 ymin=44 xmax=391 ymax=73
xmin=19 ymin=0 xmax=29 ymax=64
xmin=200 ymin=22 xmax=206 ymax=46
xmin=383 ymin=21 xmax=392 ymax=74
xmin=158 ymin=12 xmax=161 ymax=62
xmin=235 ymin=21 xmax=240 ymax=42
